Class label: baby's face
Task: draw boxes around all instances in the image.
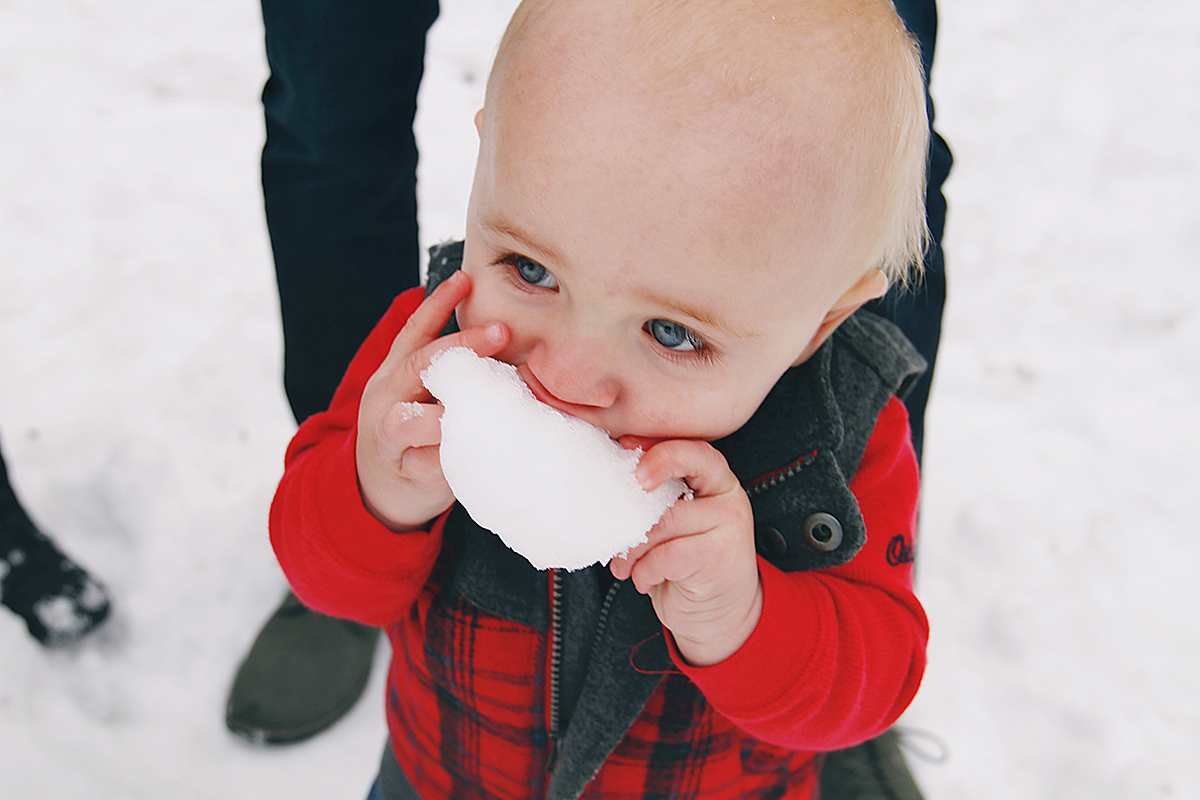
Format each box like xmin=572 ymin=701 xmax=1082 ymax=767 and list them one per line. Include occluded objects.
xmin=457 ymin=39 xmax=859 ymax=442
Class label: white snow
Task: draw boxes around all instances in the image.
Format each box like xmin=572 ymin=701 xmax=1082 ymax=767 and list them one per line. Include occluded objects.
xmin=0 ymin=0 xmax=1197 ymax=798
xmin=422 ymin=347 xmax=685 ymax=571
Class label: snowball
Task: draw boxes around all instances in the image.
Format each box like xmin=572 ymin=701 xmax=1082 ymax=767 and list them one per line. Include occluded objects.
xmin=422 ymin=347 xmax=686 ymax=571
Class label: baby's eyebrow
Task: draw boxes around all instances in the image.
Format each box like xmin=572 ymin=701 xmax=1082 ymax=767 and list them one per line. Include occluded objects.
xmin=482 ymin=217 xmax=564 ymax=266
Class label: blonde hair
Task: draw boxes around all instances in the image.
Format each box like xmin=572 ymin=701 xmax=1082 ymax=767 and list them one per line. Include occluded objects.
xmin=493 ymin=0 xmax=930 ymax=288
xmin=857 ymin=6 xmax=930 ymax=289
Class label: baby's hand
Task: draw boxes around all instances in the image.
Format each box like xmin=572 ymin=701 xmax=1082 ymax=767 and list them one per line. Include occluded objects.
xmin=356 ymin=271 xmax=508 ymax=531
xmin=609 ymin=439 xmax=762 ymax=667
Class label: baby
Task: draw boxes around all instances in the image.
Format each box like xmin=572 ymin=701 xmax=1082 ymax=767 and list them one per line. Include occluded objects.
xmin=271 ymin=1 xmax=930 ymax=798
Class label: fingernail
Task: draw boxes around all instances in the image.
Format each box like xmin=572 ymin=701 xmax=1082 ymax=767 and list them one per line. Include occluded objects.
xmin=485 ymin=322 xmax=503 ymax=342
xmin=634 ymin=465 xmax=652 ymax=490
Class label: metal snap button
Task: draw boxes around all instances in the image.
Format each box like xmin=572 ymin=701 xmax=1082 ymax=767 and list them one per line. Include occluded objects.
xmin=755 ymin=525 xmax=788 ymax=558
xmin=803 ymin=513 xmax=843 ymax=552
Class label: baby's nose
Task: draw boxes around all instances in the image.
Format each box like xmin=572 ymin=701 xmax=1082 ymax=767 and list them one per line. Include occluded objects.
xmin=526 ymin=338 xmax=620 ymax=411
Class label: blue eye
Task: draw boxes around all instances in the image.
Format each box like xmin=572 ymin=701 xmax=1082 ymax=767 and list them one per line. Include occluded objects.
xmin=513 ymin=256 xmax=558 ymax=289
xmin=645 ymin=319 xmax=703 ymax=352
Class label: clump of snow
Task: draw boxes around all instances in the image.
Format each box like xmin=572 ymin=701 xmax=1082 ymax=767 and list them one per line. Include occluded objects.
xmin=422 ymin=347 xmax=686 ymax=571
xmin=34 ymin=595 xmax=93 ymax=642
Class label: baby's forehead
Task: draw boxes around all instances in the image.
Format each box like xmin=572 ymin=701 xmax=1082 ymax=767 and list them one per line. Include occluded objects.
xmin=499 ymin=0 xmax=899 ymax=91
xmin=487 ymin=0 xmax=924 ymax=284
xmin=495 ymin=0 xmax=903 ymax=165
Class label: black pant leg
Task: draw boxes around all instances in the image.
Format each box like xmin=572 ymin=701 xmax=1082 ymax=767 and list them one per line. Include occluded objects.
xmin=261 ymin=0 xmax=440 ymax=423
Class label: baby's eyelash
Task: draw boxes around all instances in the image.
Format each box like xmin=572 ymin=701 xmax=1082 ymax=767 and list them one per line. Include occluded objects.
xmin=495 ymin=252 xmax=557 ymax=290
xmin=644 ymin=319 xmax=718 ymax=365
xmin=663 ymin=342 xmax=718 ymax=366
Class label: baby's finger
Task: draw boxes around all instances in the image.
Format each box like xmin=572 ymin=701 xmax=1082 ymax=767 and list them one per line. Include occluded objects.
xmin=399 ymin=271 xmax=509 ymax=363
xmin=608 ymin=501 xmax=696 ymax=580
xmin=362 ymin=273 xmax=475 ymax=409
xmin=374 ymin=272 xmax=509 ymax=402
xmin=635 ymin=439 xmax=740 ymax=499
xmin=396 ymin=270 xmax=472 ymax=350
xmin=380 ymin=401 xmax=444 ymax=455
xmin=617 ymin=434 xmax=667 ymax=452
xmin=628 ymin=534 xmax=708 ymax=594
xmin=609 ymin=547 xmax=640 ymax=580
xmin=384 ymin=320 xmax=509 ymax=408
xmin=421 ymin=318 xmax=509 ymax=367
xmin=399 ymin=444 xmax=450 ymax=490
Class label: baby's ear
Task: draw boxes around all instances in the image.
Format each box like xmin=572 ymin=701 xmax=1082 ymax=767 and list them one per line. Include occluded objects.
xmin=839 ymin=269 xmax=889 ymax=308
xmin=792 ymin=270 xmax=889 ymax=366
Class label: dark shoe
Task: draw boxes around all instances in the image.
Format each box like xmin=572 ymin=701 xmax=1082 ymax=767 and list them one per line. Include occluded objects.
xmin=1 ymin=507 xmax=112 ymax=647
xmin=819 ymin=729 xmax=924 ymax=800
xmin=225 ymin=591 xmax=379 ymax=744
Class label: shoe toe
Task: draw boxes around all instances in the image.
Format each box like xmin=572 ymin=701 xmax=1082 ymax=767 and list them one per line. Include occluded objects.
xmin=226 ymin=595 xmax=379 ymax=744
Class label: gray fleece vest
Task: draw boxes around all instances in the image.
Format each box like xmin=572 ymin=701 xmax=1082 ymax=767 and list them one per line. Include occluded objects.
xmin=387 ymin=242 xmax=927 ymax=800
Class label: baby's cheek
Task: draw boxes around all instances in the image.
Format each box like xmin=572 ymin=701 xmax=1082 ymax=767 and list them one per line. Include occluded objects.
xmin=643 ymin=397 xmax=750 ymax=444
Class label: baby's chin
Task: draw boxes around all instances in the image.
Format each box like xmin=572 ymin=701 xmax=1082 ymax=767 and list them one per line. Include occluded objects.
xmin=422 ymin=347 xmax=687 ymax=571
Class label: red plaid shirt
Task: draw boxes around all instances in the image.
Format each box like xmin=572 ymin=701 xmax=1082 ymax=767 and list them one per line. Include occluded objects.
xmin=383 ymin=571 xmax=825 ymax=799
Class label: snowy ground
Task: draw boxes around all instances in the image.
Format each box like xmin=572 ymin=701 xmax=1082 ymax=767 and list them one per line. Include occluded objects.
xmin=1 ymin=0 xmax=1197 ymax=798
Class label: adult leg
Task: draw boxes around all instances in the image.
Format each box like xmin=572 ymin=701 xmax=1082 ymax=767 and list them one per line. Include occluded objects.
xmin=1 ymin=434 xmax=111 ymax=646
xmin=822 ymin=1 xmax=951 ymax=797
xmin=226 ymin=0 xmax=438 ymax=745
xmin=265 ymin=0 xmax=438 ymax=424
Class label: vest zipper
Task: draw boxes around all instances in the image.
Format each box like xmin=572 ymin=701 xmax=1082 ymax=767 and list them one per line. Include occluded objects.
xmin=546 ymin=568 xmax=563 ymax=772
xmin=545 ymin=572 xmax=622 ymax=777
xmin=590 ymin=579 xmax=621 ymax=662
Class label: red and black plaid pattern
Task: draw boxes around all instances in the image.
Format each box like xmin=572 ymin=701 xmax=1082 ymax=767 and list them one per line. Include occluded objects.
xmin=384 ymin=580 xmax=819 ymax=800
xmin=387 ymin=581 xmax=551 ymax=800
xmin=579 ymin=675 xmax=819 ymax=799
